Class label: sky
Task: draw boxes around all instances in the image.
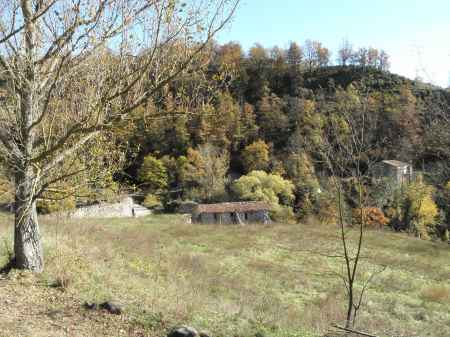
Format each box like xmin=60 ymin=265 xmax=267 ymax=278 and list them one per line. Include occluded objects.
xmin=216 ymin=0 xmax=450 ymax=88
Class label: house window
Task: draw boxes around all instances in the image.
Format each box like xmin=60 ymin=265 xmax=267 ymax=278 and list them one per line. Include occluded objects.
xmin=214 ymin=213 xmax=218 ymax=221
xmin=244 ymin=213 xmax=248 ymax=220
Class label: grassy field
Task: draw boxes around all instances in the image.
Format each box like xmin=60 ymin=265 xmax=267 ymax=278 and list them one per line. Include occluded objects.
xmin=1 ymin=213 xmax=450 ymax=337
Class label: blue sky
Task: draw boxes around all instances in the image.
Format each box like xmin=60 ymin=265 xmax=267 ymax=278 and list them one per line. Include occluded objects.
xmin=217 ymin=0 xmax=450 ymax=87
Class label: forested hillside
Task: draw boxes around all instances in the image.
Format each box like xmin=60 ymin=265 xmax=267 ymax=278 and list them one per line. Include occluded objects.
xmin=90 ymin=41 xmax=449 ymax=239
xmin=2 ymin=40 xmax=450 ymax=239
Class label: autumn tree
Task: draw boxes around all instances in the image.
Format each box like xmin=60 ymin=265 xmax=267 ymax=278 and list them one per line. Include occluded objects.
xmin=337 ymin=39 xmax=353 ymax=66
xmin=285 ymin=151 xmax=320 ymax=216
xmin=138 ymin=155 xmax=168 ymax=194
xmin=245 ymin=43 xmax=271 ymax=103
xmin=232 ymin=170 xmax=294 ymax=220
xmin=304 ymin=39 xmax=331 ymax=70
xmin=287 ymin=41 xmax=303 ymax=67
xmin=183 ymin=145 xmax=230 ymax=202
xmin=256 ymin=94 xmax=289 ymax=147
xmin=241 ymin=140 xmax=270 ymax=173
xmin=0 ymin=0 xmax=238 ymax=272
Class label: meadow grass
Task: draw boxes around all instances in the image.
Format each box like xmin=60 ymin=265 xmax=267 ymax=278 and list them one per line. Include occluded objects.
xmin=1 ymin=213 xmax=450 ymax=337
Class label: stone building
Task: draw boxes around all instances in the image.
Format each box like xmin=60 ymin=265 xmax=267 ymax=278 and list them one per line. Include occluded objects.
xmin=372 ymin=160 xmax=413 ymax=184
xmin=192 ymin=201 xmax=271 ymax=224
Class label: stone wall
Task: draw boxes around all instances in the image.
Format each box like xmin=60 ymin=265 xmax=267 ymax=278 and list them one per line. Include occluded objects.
xmin=67 ymin=197 xmax=151 ymax=219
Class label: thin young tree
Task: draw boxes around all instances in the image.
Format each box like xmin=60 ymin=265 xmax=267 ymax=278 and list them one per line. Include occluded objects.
xmin=0 ymin=0 xmax=239 ymax=272
xmin=313 ymin=89 xmax=386 ymax=329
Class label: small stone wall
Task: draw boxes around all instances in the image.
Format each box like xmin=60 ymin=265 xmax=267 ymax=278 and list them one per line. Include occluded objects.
xmin=67 ymin=197 xmax=151 ymax=219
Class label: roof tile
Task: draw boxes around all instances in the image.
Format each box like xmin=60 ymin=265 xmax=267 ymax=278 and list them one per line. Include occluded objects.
xmin=195 ymin=201 xmax=271 ymax=214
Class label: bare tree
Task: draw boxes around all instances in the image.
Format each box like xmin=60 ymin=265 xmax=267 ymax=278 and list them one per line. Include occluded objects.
xmin=337 ymin=38 xmax=353 ymax=66
xmin=304 ymin=39 xmax=330 ymax=70
xmin=0 ymin=0 xmax=239 ymax=272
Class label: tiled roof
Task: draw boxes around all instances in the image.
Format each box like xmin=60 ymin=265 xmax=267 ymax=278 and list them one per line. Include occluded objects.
xmin=382 ymin=160 xmax=410 ymax=167
xmin=195 ymin=201 xmax=271 ymax=214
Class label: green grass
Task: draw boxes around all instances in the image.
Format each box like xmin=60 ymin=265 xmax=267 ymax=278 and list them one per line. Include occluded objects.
xmin=1 ymin=213 xmax=450 ymax=337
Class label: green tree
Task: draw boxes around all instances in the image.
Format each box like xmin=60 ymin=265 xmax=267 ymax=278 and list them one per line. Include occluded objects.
xmin=139 ymin=155 xmax=169 ymax=193
xmin=232 ymin=170 xmax=294 ymax=219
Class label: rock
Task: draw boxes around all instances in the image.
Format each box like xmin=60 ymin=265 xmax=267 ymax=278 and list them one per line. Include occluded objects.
xmin=167 ymin=326 xmax=199 ymax=337
xmin=83 ymin=301 xmax=122 ymax=315
xmin=414 ymin=312 xmax=429 ymax=321
xmin=99 ymin=301 xmax=122 ymax=315
xmin=199 ymin=332 xmax=211 ymax=337
xmin=83 ymin=302 xmax=98 ymax=310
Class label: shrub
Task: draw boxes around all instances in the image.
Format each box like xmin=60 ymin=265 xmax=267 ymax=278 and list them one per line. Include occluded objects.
xmin=37 ymin=196 xmax=76 ymax=214
xmin=352 ymin=207 xmax=389 ymax=229
xmin=420 ymin=285 xmax=450 ymax=303
xmin=143 ymin=194 xmax=163 ymax=209
xmin=271 ymin=205 xmax=295 ymax=222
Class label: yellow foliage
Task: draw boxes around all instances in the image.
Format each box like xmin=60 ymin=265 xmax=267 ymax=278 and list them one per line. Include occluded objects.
xmin=143 ymin=194 xmax=162 ymax=209
xmin=404 ymin=181 xmax=438 ymax=238
xmin=37 ymin=196 xmax=76 ymax=214
xmin=417 ymin=196 xmax=439 ymax=227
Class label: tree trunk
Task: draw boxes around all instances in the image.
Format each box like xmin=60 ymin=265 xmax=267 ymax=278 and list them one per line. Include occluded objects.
xmin=12 ymin=0 xmax=43 ymax=272
xmin=14 ymin=170 xmax=43 ymax=272
xmin=345 ymin=292 xmax=353 ymax=328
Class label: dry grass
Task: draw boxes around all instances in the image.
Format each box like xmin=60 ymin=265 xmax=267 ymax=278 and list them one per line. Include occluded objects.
xmin=420 ymin=285 xmax=450 ymax=304
xmin=1 ymin=213 xmax=450 ymax=337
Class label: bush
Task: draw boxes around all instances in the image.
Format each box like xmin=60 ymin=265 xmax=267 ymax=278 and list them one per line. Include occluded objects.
xmin=271 ymin=205 xmax=295 ymax=222
xmin=37 ymin=196 xmax=76 ymax=214
xmin=352 ymin=207 xmax=389 ymax=229
xmin=142 ymin=194 xmax=163 ymax=209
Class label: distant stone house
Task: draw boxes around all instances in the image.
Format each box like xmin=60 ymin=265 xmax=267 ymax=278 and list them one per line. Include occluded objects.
xmin=372 ymin=160 xmax=413 ymax=184
xmin=192 ymin=201 xmax=271 ymax=224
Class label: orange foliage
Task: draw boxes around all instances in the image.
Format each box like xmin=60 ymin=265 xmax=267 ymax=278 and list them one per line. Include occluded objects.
xmin=352 ymin=207 xmax=389 ymax=229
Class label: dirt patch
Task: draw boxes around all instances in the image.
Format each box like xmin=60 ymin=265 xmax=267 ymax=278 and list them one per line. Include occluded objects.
xmin=0 ymin=272 xmax=148 ymax=337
